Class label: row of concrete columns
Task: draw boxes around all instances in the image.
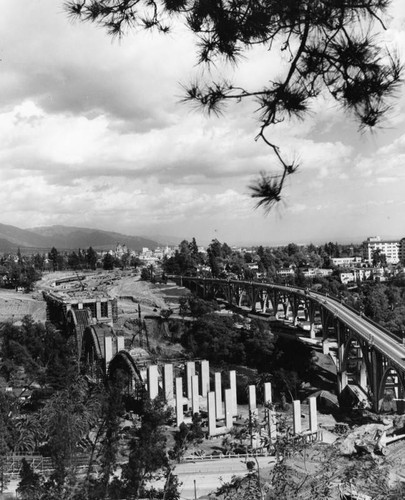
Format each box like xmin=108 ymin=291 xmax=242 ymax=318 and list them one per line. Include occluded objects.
xmin=146 ymin=362 xmax=318 ymax=440
xmin=246 ymin=382 xmax=318 ymax=440
xmin=145 ymin=360 xmax=238 ymax=428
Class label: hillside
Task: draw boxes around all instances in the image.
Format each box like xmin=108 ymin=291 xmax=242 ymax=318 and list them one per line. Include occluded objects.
xmin=0 ymin=223 xmax=50 ymax=249
xmin=0 ymin=222 xmax=161 ymax=251
xmin=31 ymin=225 xmax=160 ymax=251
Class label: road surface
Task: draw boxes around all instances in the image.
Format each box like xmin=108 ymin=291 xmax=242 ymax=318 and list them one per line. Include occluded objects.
xmin=174 ymin=456 xmax=275 ymax=499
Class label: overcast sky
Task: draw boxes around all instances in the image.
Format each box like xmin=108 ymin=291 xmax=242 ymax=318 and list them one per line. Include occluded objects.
xmin=1 ymin=1 xmax=405 ymax=246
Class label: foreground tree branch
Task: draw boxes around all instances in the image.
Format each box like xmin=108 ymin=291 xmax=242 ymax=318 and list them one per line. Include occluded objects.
xmin=65 ymin=0 xmax=402 ymax=212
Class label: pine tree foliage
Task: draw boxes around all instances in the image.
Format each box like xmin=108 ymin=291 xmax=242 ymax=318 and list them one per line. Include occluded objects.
xmin=65 ymin=0 xmax=402 ymax=211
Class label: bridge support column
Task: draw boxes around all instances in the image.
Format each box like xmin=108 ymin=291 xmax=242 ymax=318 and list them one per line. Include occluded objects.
xmin=250 ymin=286 xmax=258 ymax=313
xmin=225 ymin=389 xmax=233 ymax=429
xmin=264 ymin=382 xmax=272 ymax=406
xmin=104 ymin=335 xmax=113 ymax=373
xmin=309 ymin=397 xmax=318 ymax=434
xmin=359 ymin=359 xmax=368 ymax=391
xmin=186 ymin=361 xmax=196 ymax=405
xmin=175 ymin=377 xmax=184 ymax=427
xmin=200 ymin=360 xmax=210 ymax=397
xmin=282 ymin=300 xmax=289 ymax=320
xmin=291 ymin=296 xmax=300 ymax=326
xmin=249 ymin=385 xmax=258 ymax=417
xmin=260 ymin=291 xmax=268 ymax=313
xmin=147 ymin=365 xmax=159 ymax=400
xmin=336 ymin=321 xmax=348 ymax=393
xmin=306 ymin=301 xmax=316 ymax=339
xmin=270 ymin=290 xmax=280 ymax=319
xmin=163 ymin=364 xmax=174 ymax=407
xmin=191 ymin=375 xmax=199 ymax=415
xmin=371 ymin=350 xmax=384 ymax=412
xmin=397 ymin=383 xmax=405 ymax=415
xmin=116 ymin=335 xmax=125 ymax=352
xmin=215 ymin=372 xmax=224 ymax=419
xmin=293 ymin=400 xmax=301 ymax=435
xmin=321 ymin=309 xmax=334 ymax=355
xmin=208 ymin=392 xmax=219 ymax=436
xmin=229 ymin=370 xmax=237 ymax=416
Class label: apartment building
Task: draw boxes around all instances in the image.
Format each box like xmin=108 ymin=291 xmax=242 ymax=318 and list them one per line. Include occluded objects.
xmin=363 ymin=236 xmax=399 ymax=265
xmin=400 ymin=238 xmax=405 ymax=264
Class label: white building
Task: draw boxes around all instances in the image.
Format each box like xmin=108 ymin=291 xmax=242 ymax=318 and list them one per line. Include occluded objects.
xmin=363 ymin=236 xmax=399 ymax=265
xmin=399 ymin=238 xmax=405 ymax=264
xmin=331 ymin=257 xmax=362 ymax=267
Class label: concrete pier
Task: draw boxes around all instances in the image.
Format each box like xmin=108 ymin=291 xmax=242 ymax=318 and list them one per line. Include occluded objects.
xmin=191 ymin=375 xmax=199 ymax=415
xmin=208 ymin=392 xmax=217 ymax=436
xmin=186 ymin=361 xmax=196 ymax=403
xmin=215 ymin=372 xmax=224 ymax=419
xmin=176 ymin=377 xmax=184 ymax=427
xmin=293 ymin=400 xmax=302 ymax=435
xmin=147 ymin=364 xmax=159 ymax=400
xmin=229 ymin=370 xmax=237 ymax=416
xmin=225 ymin=389 xmax=233 ymax=429
xmin=200 ymin=360 xmax=210 ymax=397
xmin=163 ymin=364 xmax=174 ymax=406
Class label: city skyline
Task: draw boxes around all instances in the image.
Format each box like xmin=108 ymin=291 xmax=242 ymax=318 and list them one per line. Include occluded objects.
xmin=1 ymin=1 xmax=405 ymax=247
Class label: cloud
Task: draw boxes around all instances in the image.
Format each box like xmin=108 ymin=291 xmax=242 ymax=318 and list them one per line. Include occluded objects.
xmin=0 ymin=0 xmax=404 ymax=245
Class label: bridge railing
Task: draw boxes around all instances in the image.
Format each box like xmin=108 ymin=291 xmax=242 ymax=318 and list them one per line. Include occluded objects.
xmin=310 ymin=289 xmax=403 ymax=343
xmin=173 ymin=275 xmax=404 ymax=346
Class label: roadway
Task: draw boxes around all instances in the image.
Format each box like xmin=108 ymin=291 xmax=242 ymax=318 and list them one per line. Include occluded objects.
xmin=306 ymin=290 xmax=405 ymax=371
xmin=213 ymin=278 xmax=405 ymax=371
xmin=174 ymin=456 xmax=275 ymax=499
xmin=181 ymin=276 xmax=405 ymax=371
xmin=178 ymin=277 xmax=405 ymax=362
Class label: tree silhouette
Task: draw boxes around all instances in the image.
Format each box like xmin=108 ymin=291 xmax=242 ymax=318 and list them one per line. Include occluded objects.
xmin=66 ymin=0 xmax=402 ymax=212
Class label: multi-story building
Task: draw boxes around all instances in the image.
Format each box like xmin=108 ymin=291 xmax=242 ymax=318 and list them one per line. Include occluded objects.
xmin=400 ymin=238 xmax=405 ymax=264
xmin=363 ymin=236 xmax=400 ymax=265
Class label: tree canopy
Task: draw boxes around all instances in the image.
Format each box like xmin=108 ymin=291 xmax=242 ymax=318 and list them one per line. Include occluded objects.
xmin=66 ymin=0 xmax=402 ymax=212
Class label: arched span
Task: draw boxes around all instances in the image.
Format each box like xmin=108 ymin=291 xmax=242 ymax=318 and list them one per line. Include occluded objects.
xmin=108 ymin=350 xmax=144 ymax=385
xmin=82 ymin=325 xmax=103 ymax=361
xmin=66 ymin=308 xmax=92 ymax=357
xmin=377 ymin=365 xmax=405 ymax=412
xmin=341 ymin=332 xmax=372 ymax=390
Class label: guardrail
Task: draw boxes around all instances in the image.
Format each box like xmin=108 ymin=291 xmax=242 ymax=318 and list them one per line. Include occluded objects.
xmin=182 ymin=451 xmax=271 ymax=462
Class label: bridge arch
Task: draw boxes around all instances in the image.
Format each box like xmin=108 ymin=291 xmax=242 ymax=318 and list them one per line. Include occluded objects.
xmin=377 ymin=365 xmax=405 ymax=413
xmin=66 ymin=308 xmax=93 ymax=358
xmin=107 ymin=350 xmax=145 ymax=398
xmin=81 ymin=324 xmax=114 ymax=378
xmin=341 ymin=332 xmax=372 ymax=392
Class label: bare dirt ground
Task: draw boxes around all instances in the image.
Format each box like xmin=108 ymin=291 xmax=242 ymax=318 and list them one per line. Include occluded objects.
xmin=0 ymin=289 xmax=46 ymax=324
xmin=0 ymin=270 xmax=187 ymax=326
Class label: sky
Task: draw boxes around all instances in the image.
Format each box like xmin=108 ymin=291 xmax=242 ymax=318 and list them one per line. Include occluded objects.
xmin=1 ymin=1 xmax=405 ymax=247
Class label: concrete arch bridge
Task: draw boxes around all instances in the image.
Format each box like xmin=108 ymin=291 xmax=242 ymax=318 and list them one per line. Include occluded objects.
xmin=170 ymin=276 xmax=405 ymax=413
xmin=80 ymin=324 xmax=192 ymax=402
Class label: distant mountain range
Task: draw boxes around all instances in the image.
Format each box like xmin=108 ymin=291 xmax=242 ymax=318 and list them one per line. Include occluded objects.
xmin=0 ymin=223 xmax=166 ymax=252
